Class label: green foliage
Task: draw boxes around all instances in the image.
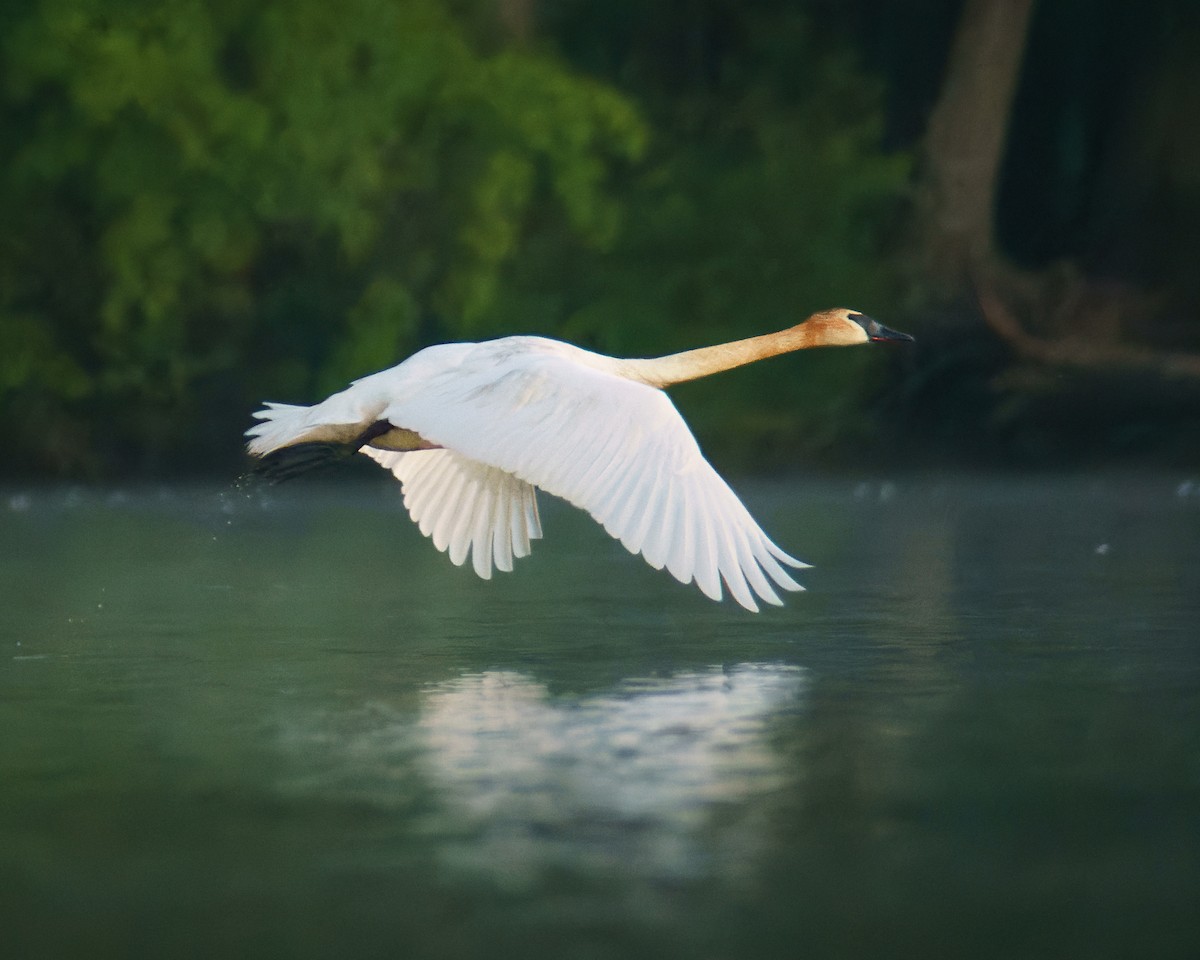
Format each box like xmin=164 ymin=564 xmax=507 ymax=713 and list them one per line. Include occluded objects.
xmin=315 ymin=277 xmax=416 ymax=398
xmin=1 ymin=0 xmax=914 ymax=476
xmin=0 ymin=0 xmax=644 ymax=473
xmin=6 ymin=0 xmax=1198 ymax=476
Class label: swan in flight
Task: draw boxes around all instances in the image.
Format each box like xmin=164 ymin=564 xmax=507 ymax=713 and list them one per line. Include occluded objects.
xmin=246 ymin=308 xmax=913 ymax=611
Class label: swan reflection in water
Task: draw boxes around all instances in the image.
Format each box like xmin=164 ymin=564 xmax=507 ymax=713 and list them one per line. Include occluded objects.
xmin=416 ymin=663 xmax=806 ymax=886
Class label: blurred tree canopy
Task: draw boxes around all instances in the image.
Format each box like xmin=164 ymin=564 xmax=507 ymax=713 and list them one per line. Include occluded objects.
xmin=1 ymin=0 xmax=644 ymax=473
xmin=2 ymin=0 xmax=1199 ymax=477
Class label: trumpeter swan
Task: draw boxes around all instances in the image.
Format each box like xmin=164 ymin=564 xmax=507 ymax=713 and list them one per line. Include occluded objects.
xmin=246 ymin=308 xmax=913 ymax=610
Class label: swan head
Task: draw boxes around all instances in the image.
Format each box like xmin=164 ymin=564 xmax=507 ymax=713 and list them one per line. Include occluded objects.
xmin=803 ymin=308 xmax=915 ymax=347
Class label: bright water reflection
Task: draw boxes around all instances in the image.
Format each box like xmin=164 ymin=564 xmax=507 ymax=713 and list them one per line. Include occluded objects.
xmin=416 ymin=664 xmax=804 ymax=884
xmin=274 ymin=663 xmax=804 ymax=891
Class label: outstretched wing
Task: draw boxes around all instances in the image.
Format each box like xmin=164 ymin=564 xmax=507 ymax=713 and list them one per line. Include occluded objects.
xmin=377 ymin=341 xmax=807 ymax=611
xmin=363 ymin=447 xmax=541 ymax=581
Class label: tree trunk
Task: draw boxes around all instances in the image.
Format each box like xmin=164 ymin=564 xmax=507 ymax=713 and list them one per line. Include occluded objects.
xmin=496 ymin=0 xmax=535 ymax=45
xmin=920 ymin=0 xmax=1037 ymax=289
xmin=919 ymin=0 xmax=1200 ymax=381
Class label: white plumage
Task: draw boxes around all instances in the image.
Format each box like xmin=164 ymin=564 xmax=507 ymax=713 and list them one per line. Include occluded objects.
xmin=247 ymin=309 xmax=913 ymax=610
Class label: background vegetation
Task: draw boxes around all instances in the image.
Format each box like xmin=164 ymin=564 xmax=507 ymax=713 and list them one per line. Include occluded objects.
xmin=3 ymin=0 xmax=1199 ymax=478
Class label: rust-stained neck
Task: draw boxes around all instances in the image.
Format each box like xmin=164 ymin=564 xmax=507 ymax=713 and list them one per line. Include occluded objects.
xmin=621 ymin=309 xmax=865 ymax=389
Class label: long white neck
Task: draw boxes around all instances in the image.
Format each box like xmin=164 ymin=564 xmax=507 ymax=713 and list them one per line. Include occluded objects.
xmin=619 ymin=325 xmax=818 ymax=389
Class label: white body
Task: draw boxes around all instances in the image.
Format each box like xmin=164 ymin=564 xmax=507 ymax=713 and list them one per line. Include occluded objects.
xmin=247 ymin=335 xmax=810 ymax=611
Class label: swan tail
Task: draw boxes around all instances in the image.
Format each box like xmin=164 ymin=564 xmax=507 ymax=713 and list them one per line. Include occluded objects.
xmin=245 ymin=402 xmax=317 ymax=457
xmin=245 ymin=400 xmax=389 ymax=484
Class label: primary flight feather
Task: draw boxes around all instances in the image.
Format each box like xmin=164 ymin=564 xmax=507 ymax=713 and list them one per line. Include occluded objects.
xmin=246 ymin=308 xmax=913 ymax=611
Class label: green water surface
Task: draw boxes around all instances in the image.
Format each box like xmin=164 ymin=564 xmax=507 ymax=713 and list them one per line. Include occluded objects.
xmin=2 ymin=476 xmax=1199 ymax=959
